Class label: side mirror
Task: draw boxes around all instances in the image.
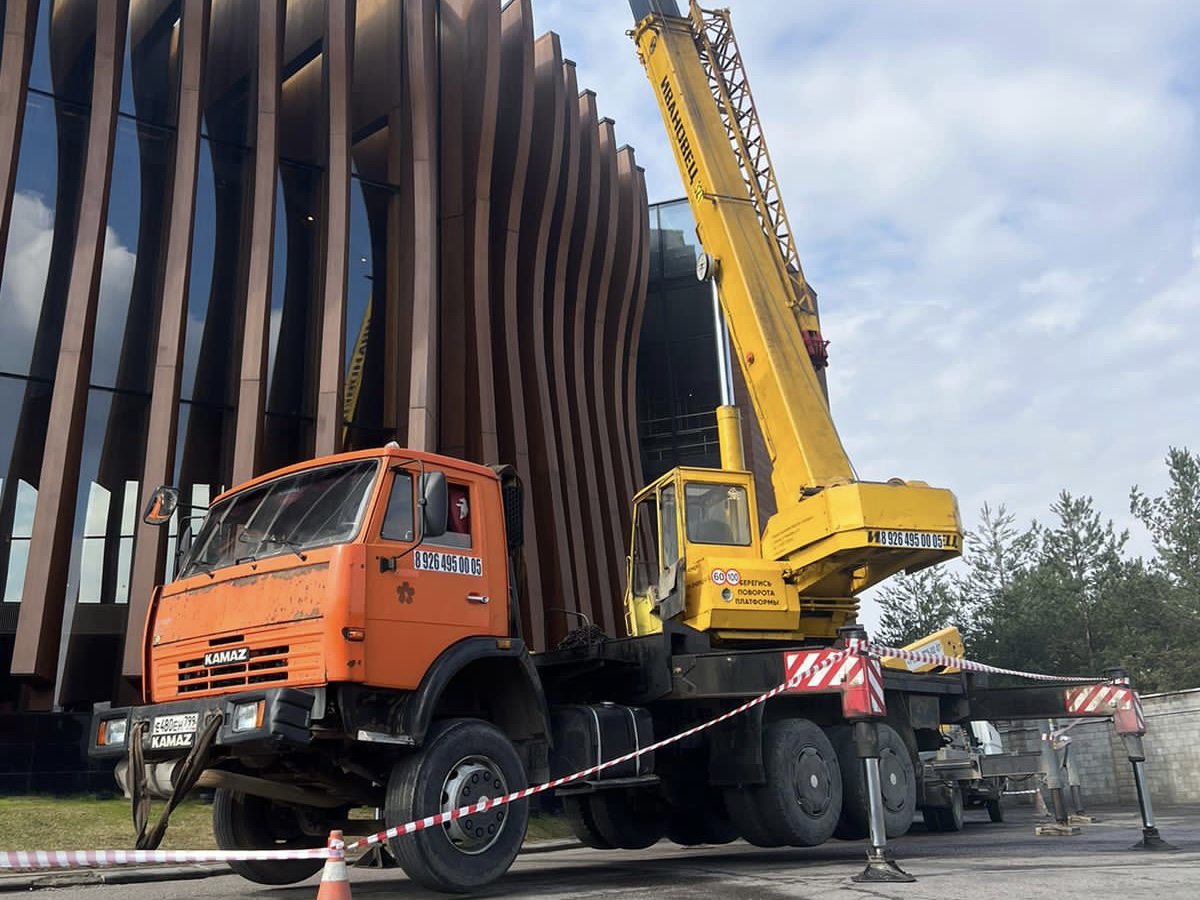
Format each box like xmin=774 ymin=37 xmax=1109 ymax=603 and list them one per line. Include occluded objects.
xmin=142 ymin=486 xmax=179 ymax=526
xmin=420 ymin=471 xmax=448 ymax=538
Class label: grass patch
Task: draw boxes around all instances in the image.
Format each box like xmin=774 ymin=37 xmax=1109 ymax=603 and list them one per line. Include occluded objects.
xmin=0 ymin=796 xmax=573 ymax=853
xmin=0 ymin=795 xmax=216 ymax=852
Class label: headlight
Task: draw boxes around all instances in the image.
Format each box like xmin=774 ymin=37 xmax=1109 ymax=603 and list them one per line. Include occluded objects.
xmin=233 ymin=700 xmax=264 ymax=733
xmin=99 ymin=717 xmax=128 ymax=747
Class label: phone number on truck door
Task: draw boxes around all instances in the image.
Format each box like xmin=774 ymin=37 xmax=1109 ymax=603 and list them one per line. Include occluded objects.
xmin=867 ymin=530 xmax=960 ymax=550
xmin=413 ymin=550 xmax=484 ymax=576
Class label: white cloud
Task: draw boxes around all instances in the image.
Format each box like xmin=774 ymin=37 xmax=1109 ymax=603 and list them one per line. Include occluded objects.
xmin=0 ymin=189 xmax=137 ymax=384
xmin=532 ymin=2 xmax=1200 ymax=634
xmin=0 ymin=191 xmax=55 ymax=369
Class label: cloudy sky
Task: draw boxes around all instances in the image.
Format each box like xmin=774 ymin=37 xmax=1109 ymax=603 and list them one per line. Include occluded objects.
xmin=532 ymin=0 xmax=1200 ymax=624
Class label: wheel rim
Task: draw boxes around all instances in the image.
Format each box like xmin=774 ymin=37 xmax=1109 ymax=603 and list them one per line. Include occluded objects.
xmin=790 ymin=746 xmax=833 ymax=817
xmin=878 ymin=748 xmax=909 ymax=814
xmin=440 ymin=754 xmax=509 ymax=855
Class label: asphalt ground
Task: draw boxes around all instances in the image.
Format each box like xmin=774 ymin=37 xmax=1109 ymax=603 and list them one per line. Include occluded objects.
xmin=3 ymin=803 xmax=1198 ymax=899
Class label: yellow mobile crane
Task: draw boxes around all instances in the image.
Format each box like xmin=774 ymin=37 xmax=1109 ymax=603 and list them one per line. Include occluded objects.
xmin=625 ymin=0 xmax=962 ymax=643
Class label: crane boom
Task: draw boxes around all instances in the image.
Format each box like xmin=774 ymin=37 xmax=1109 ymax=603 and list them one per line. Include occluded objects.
xmin=633 ymin=5 xmax=854 ymax=505
xmin=624 ymin=1 xmax=961 ymax=638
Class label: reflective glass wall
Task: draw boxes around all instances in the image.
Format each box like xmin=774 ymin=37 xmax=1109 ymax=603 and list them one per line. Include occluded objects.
xmin=638 ymin=198 xmax=776 ymax=519
xmin=638 ymin=199 xmax=723 ymax=480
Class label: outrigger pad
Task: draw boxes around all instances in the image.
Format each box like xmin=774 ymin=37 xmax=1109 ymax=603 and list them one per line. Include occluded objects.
xmin=1131 ymin=828 xmax=1179 ymax=852
xmin=852 ymin=850 xmax=916 ymax=884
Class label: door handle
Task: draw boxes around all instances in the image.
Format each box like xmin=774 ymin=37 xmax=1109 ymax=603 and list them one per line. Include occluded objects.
xmin=467 ymin=593 xmax=489 ymax=605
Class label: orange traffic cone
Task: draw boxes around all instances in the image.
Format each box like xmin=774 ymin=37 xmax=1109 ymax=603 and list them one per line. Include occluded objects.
xmin=316 ymin=830 xmax=352 ymax=900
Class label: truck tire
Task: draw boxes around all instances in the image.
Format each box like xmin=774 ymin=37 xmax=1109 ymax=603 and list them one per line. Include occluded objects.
xmin=732 ymin=718 xmax=843 ymax=847
xmin=723 ymin=788 xmax=784 ymax=847
xmin=923 ymin=784 xmax=964 ymax=832
xmin=586 ymin=788 xmax=664 ymax=850
xmin=386 ymin=718 xmax=528 ymax=892
xmin=986 ymin=797 xmax=1005 ymax=823
xmin=211 ymin=789 xmax=326 ymax=885
xmin=562 ymin=795 xmax=613 ymax=849
xmin=664 ymin=792 xmax=738 ymax=846
xmin=830 ymin=724 xmax=916 ymax=840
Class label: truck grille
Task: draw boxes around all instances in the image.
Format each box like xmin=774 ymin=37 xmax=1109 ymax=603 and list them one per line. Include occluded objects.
xmin=177 ymin=643 xmax=290 ymax=694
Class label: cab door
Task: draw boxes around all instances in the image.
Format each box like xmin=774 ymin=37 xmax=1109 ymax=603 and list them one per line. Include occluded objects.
xmin=624 ymin=473 xmax=684 ymax=635
xmin=362 ymin=466 xmax=505 ymax=689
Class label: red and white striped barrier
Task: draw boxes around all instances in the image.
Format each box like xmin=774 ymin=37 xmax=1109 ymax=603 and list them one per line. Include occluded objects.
xmin=865 ymin=642 xmax=1101 ymax=683
xmin=0 ymin=845 xmax=332 ymax=870
xmin=346 ymin=649 xmax=853 ymax=850
xmin=3 ymin=643 xmax=1121 ymax=869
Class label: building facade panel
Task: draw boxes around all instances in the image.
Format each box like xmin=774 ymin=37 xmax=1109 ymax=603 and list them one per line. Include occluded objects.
xmin=0 ymin=0 xmax=648 ymax=720
xmin=516 ymin=32 xmax=571 ymax=641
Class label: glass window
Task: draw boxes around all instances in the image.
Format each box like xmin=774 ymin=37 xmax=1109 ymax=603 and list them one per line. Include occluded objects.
xmin=27 ymin=0 xmax=52 ymax=95
xmin=660 ymin=483 xmax=679 ymax=567
xmin=0 ymin=96 xmax=57 ymax=378
xmin=122 ymin=2 xmax=182 ymax=127
xmin=181 ymin=138 xmax=217 ymax=404
xmin=655 ymin=199 xmax=701 ymax=280
xmin=77 ymin=481 xmax=111 ymax=603
xmin=630 ymin=493 xmax=659 ymax=596
xmin=178 ymin=459 xmax=378 ymax=577
xmin=2 ymin=479 xmax=36 ymax=602
xmin=263 ymin=159 xmax=322 ymax=470
xmin=427 ymin=483 xmax=472 ymax=550
xmin=90 ymin=117 xmax=145 ymax=389
xmin=684 ymin=482 xmax=752 ymax=546
xmin=381 ymin=471 xmax=414 ymax=542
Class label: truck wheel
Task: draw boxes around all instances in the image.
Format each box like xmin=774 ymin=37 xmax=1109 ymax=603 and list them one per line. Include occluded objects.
xmin=211 ymin=789 xmax=325 ymax=885
xmin=386 ymin=719 xmax=528 ymax=893
xmin=562 ymin=795 xmax=613 ymax=849
xmin=830 ymin=724 xmax=916 ymax=840
xmin=586 ymin=788 xmax=664 ymax=850
xmin=923 ymin=784 xmax=964 ymax=832
xmin=986 ymin=797 xmax=1005 ymax=823
xmin=664 ymin=792 xmax=738 ymax=846
xmin=724 ymin=788 xmax=784 ymax=847
xmin=755 ymin=718 xmax=843 ymax=847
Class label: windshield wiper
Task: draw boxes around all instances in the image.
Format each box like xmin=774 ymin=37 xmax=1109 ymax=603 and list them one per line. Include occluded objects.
xmin=236 ymin=531 xmax=308 ymax=563
xmin=273 ymin=536 xmax=308 ymax=562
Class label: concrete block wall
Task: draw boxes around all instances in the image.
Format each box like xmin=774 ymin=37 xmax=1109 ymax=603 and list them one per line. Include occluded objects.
xmin=995 ymin=687 xmax=1200 ymax=806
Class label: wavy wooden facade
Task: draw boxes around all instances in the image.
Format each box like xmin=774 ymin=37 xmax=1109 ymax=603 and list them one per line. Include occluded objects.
xmin=0 ymin=0 xmax=647 ymax=712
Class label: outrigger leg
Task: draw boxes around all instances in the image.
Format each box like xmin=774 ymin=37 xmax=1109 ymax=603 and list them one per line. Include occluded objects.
xmin=1122 ymin=732 xmax=1176 ymax=852
xmin=851 ymin=719 xmax=915 ymax=883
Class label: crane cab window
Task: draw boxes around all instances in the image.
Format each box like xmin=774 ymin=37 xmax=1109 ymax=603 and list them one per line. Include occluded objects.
xmin=685 ymin=482 xmax=751 ymax=546
xmin=630 ymin=483 xmax=680 ymax=594
xmin=427 ymin=482 xmax=472 ymax=549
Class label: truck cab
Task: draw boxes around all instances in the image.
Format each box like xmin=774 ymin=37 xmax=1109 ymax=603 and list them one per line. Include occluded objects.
xmin=92 ymin=446 xmax=551 ymax=892
xmin=140 ymin=447 xmax=513 ymax=705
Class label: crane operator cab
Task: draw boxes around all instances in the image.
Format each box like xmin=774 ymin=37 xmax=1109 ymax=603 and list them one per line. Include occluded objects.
xmin=624 ymin=466 xmax=805 ymax=641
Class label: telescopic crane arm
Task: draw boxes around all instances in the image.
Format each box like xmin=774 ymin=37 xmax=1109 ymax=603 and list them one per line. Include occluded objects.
xmin=629 ymin=1 xmax=961 ymax=608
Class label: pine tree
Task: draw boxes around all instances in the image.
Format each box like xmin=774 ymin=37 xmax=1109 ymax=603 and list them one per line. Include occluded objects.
xmin=874 ymin=567 xmax=961 ymax=648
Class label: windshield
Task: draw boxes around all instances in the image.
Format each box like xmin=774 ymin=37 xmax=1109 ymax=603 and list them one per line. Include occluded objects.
xmin=684 ymin=482 xmax=752 ymax=546
xmin=178 ymin=460 xmax=379 ymax=578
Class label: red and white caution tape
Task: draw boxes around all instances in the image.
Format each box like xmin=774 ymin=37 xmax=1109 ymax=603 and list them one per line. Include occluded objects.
xmin=346 ymin=648 xmax=852 ymax=850
xmin=1 ymin=642 xmax=1118 ymax=869
xmin=0 ymin=845 xmax=333 ymax=870
xmin=867 ymin=642 xmax=1101 ymax=683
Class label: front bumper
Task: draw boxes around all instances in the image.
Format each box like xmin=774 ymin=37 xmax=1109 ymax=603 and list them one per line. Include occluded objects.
xmin=89 ymin=687 xmax=321 ymax=760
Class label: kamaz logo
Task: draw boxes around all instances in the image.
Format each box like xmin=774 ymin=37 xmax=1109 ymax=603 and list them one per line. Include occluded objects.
xmin=204 ymin=647 xmax=250 ymax=667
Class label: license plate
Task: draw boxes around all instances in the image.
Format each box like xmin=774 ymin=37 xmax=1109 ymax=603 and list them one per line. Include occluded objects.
xmin=150 ymin=712 xmax=198 ymax=750
xmin=151 ymin=713 xmax=198 ymax=736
